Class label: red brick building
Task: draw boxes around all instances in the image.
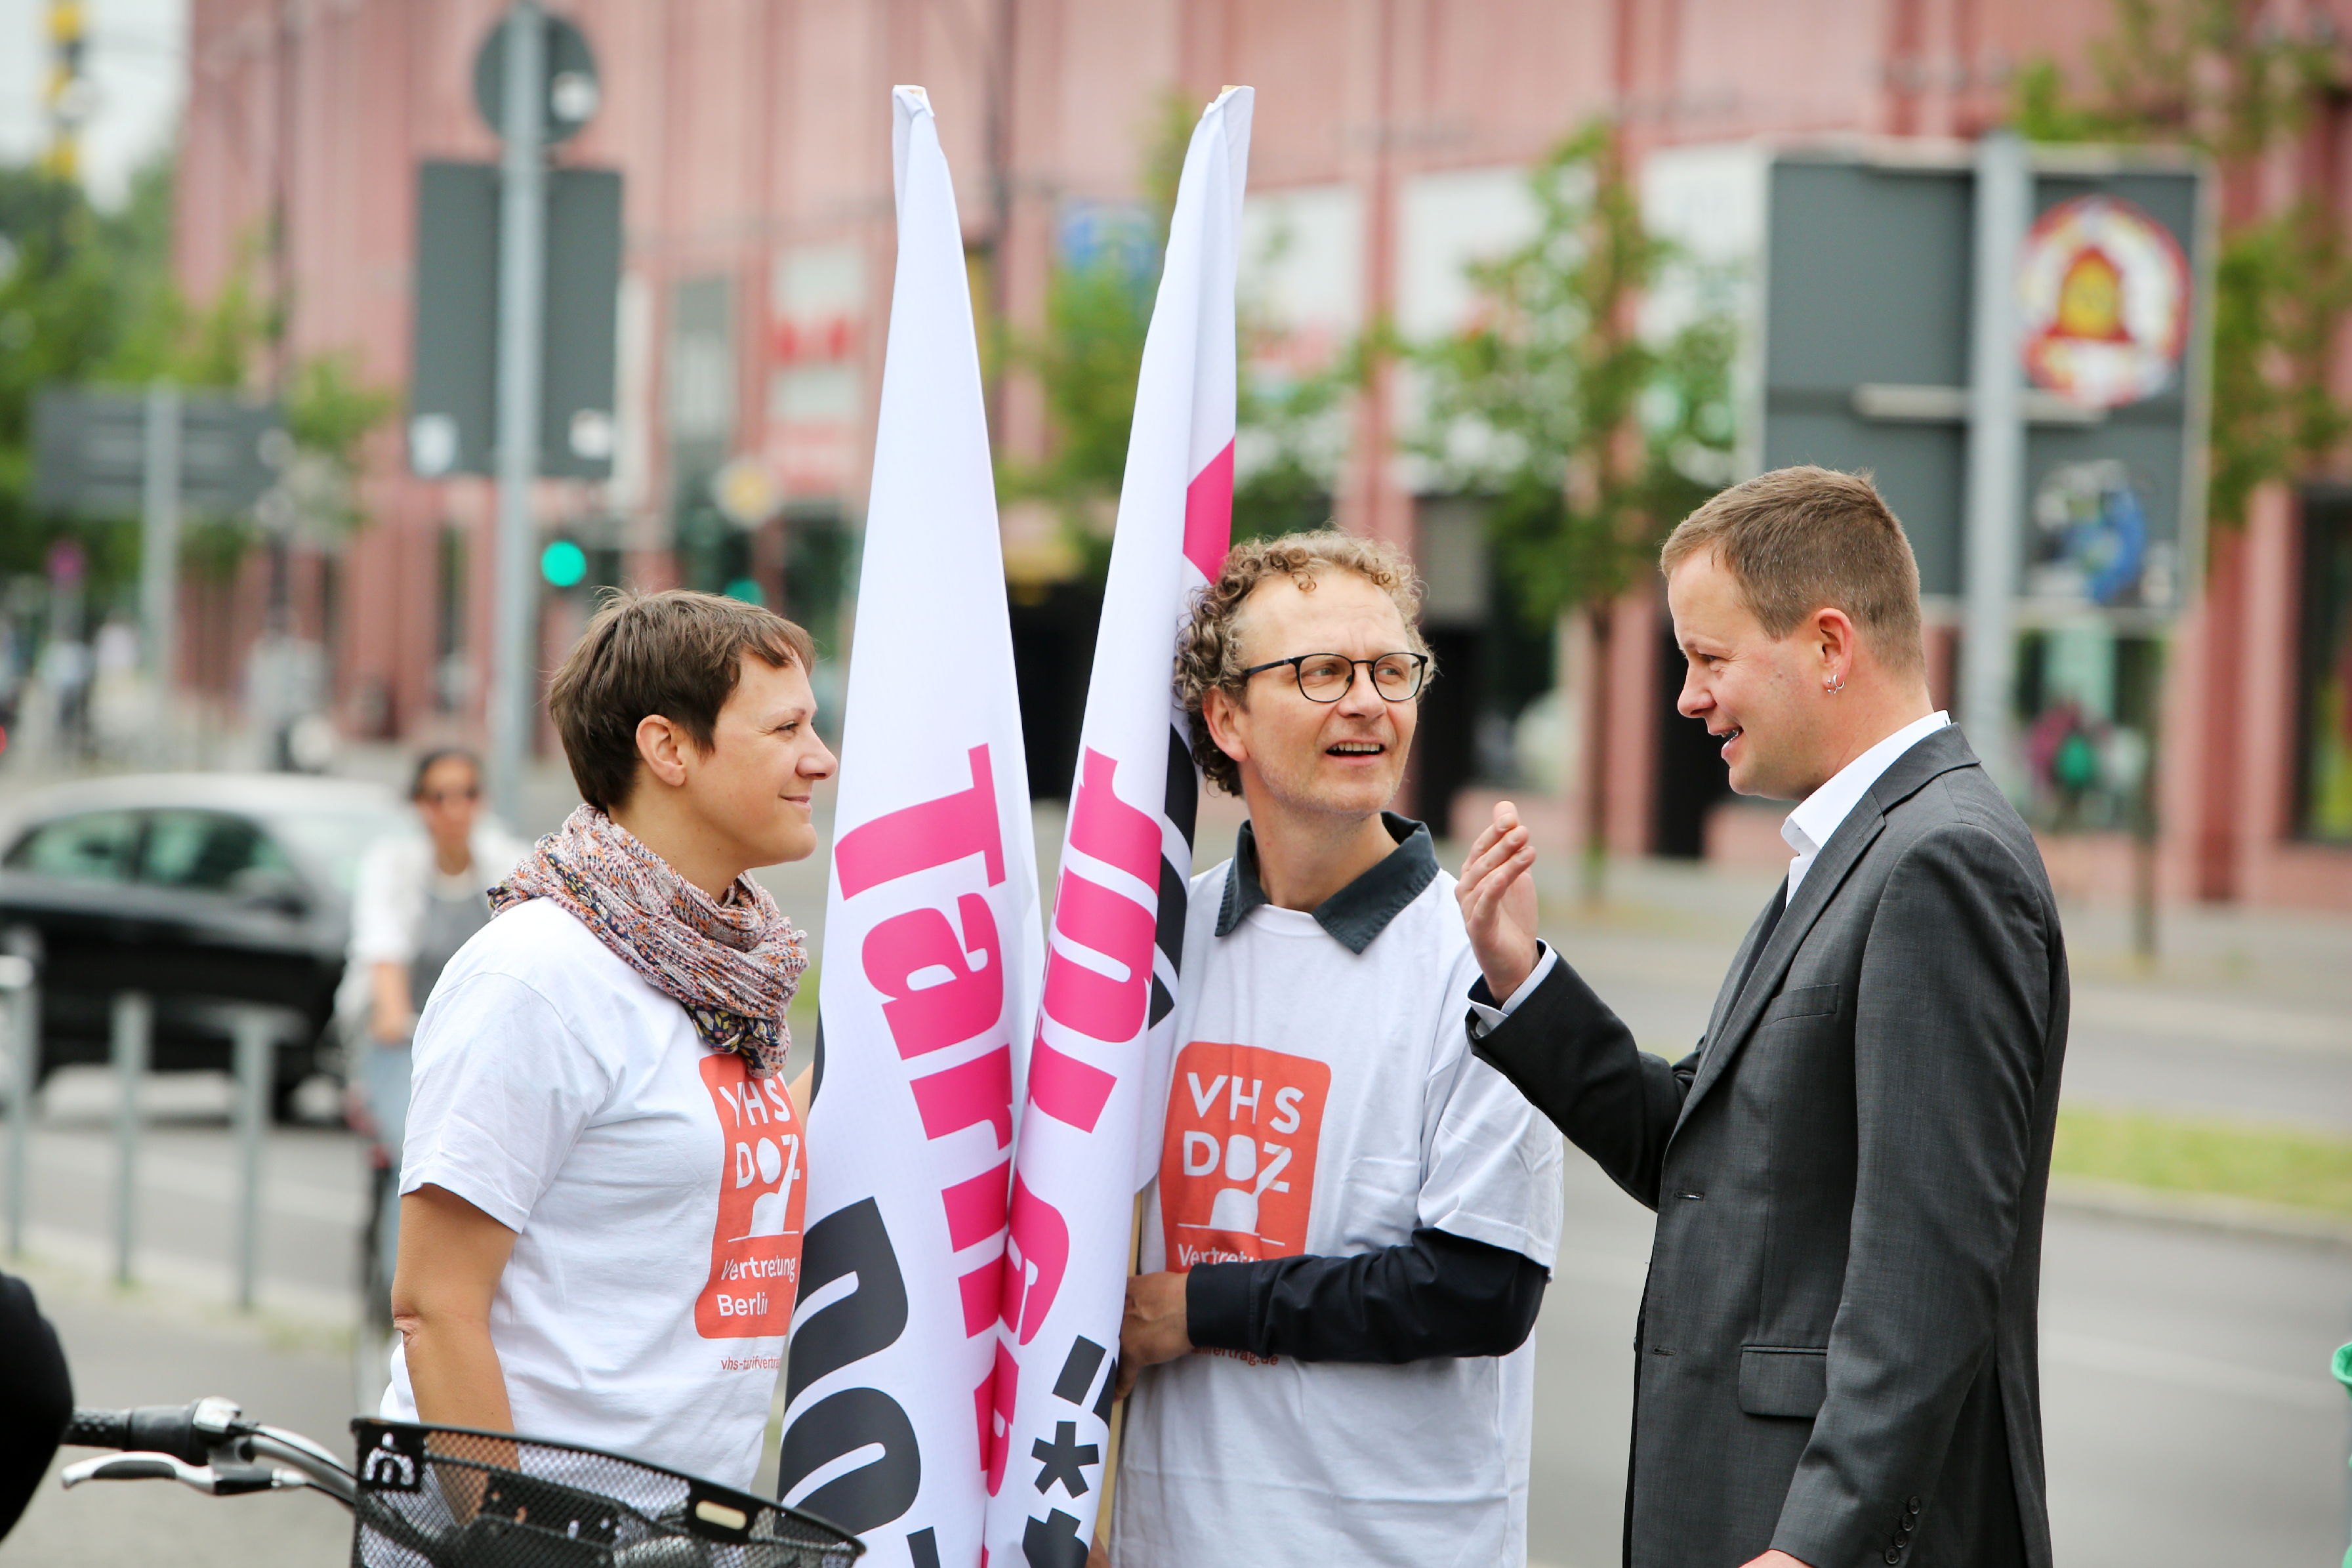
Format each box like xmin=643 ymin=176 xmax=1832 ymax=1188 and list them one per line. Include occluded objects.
xmin=174 ymin=0 xmax=2352 ymax=910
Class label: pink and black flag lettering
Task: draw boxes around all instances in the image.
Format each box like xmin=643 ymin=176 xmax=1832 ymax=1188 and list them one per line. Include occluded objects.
xmin=783 ymin=87 xmax=1044 ymax=1568
xmin=980 ymin=85 xmax=1254 ymax=1568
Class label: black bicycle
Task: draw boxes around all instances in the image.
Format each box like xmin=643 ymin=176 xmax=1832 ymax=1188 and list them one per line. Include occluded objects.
xmin=60 ymin=1397 xmax=863 ymax=1567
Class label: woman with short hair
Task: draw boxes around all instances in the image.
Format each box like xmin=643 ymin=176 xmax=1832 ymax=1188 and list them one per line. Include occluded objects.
xmin=385 ymin=588 xmax=835 ymax=1489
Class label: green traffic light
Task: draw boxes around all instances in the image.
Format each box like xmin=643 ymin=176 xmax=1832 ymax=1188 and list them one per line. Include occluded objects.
xmin=541 ymin=539 xmax=588 ymax=588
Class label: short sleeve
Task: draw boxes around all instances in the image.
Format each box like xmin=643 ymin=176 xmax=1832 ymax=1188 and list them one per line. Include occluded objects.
xmin=399 ymin=971 xmax=615 ymax=1232
xmin=348 ymin=836 xmax=419 ymax=966
xmin=1419 ymin=950 xmax=1565 ymax=1269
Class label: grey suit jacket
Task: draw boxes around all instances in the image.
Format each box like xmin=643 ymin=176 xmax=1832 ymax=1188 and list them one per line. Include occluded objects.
xmin=1472 ymin=726 xmax=2067 ymax=1568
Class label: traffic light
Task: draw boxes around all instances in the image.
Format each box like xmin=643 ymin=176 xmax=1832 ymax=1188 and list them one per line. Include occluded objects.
xmin=540 ymin=537 xmax=587 ymax=588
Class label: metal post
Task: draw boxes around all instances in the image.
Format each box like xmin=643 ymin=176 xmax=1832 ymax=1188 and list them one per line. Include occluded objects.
xmin=110 ymin=991 xmax=150 ymax=1287
xmin=140 ymin=381 xmax=181 ymax=752
xmin=1963 ymin=131 xmax=2029 ymax=794
xmin=488 ymin=1 xmax=548 ymax=829
xmin=231 ymin=1009 xmax=272 ymax=1311
xmin=1 ymin=943 xmax=36 ymax=1260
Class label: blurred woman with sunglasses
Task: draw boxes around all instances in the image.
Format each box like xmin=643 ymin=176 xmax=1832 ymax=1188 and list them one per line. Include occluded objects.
xmin=345 ymin=749 xmax=526 ymax=1332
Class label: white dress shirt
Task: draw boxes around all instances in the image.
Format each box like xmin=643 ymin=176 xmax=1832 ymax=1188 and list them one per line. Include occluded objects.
xmin=1779 ymin=709 xmax=1948 ymax=901
xmin=1469 ymin=709 xmax=1951 ymax=1033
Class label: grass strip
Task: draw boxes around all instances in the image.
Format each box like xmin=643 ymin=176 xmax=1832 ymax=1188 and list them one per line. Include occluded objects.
xmin=2052 ymin=1105 xmax=2352 ymax=1218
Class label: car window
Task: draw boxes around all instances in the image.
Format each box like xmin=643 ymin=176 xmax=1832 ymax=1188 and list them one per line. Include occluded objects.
xmin=138 ymin=810 xmax=297 ymax=894
xmin=267 ymin=808 xmax=403 ymax=897
xmin=5 ymin=812 xmax=144 ymax=882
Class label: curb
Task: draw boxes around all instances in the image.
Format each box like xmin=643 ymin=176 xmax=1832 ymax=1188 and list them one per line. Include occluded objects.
xmin=2046 ymin=1176 xmax=2352 ymax=1250
xmin=5 ymin=1223 xmax=360 ymax=1342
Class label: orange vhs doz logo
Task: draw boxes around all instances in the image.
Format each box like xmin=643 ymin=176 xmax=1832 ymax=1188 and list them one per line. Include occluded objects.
xmin=695 ymin=1054 xmax=806 ymax=1340
xmin=1159 ymin=1042 xmax=1330 ymax=1267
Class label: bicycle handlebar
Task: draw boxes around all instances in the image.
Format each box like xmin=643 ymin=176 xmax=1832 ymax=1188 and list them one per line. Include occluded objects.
xmin=62 ymin=1398 xmax=358 ymax=1506
xmin=63 ymin=1401 xmax=232 ymax=1465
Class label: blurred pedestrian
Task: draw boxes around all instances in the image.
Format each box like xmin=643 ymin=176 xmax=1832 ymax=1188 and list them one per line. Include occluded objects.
xmin=0 ymin=1271 xmax=71 ymax=1540
xmin=345 ymin=749 xmax=524 ymax=1318
xmin=384 ymin=590 xmax=834 ymax=1488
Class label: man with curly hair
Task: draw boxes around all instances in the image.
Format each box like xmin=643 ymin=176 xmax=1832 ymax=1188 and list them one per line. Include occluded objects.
xmin=1107 ymin=531 xmax=1565 ymax=1567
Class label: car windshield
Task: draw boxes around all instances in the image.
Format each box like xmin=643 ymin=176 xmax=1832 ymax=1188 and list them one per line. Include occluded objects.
xmin=266 ymin=808 xmax=405 ymax=896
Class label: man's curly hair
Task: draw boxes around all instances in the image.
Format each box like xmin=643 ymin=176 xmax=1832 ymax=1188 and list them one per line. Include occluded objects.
xmin=1174 ymin=530 xmax=1435 ymax=797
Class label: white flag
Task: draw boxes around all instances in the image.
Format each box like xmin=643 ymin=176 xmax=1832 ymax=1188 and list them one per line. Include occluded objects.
xmin=981 ymin=85 xmax=1253 ymax=1568
xmin=783 ymin=86 xmax=1044 ymax=1568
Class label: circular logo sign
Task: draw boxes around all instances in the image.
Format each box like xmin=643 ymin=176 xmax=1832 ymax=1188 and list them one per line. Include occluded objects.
xmin=2028 ymin=459 xmax=2177 ymax=611
xmin=2018 ymin=196 xmax=2190 ymax=409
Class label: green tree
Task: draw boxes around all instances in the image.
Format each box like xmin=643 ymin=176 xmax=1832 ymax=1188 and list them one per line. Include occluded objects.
xmin=1002 ymin=92 xmax=1352 ymax=564
xmin=999 ymin=94 xmax=1193 ymax=577
xmin=0 ymin=154 xmax=393 ymax=600
xmin=1413 ymin=121 xmax=1735 ymax=894
xmin=2014 ymin=0 xmax=2350 ymax=529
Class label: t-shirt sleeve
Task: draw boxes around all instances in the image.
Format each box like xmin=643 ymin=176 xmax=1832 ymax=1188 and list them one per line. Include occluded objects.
xmin=1418 ymin=949 xmax=1565 ymax=1269
xmin=398 ymin=970 xmax=615 ymax=1233
xmin=348 ymin=838 xmax=417 ymax=966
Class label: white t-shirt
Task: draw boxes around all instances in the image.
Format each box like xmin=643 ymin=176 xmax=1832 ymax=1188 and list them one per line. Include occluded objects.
xmin=382 ymin=898 xmax=806 ymax=1490
xmin=1111 ymin=834 xmax=1565 ymax=1568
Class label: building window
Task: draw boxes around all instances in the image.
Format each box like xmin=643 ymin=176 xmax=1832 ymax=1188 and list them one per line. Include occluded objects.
xmin=2298 ymin=490 xmax=2352 ymax=844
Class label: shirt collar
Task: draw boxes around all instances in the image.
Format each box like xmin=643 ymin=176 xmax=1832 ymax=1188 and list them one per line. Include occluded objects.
xmin=1782 ymin=711 xmax=1951 ymax=863
xmin=1216 ymin=812 xmax=1437 ymax=954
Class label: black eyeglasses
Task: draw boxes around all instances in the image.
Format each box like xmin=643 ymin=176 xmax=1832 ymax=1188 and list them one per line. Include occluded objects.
xmin=1240 ymin=651 xmax=1430 ymax=703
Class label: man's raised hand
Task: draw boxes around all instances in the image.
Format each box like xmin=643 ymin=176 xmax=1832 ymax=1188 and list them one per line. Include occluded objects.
xmin=1456 ymin=800 xmax=1541 ymax=1001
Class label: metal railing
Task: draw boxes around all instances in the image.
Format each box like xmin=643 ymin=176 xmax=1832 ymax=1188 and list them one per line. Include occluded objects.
xmin=3 ymin=955 xmax=295 ymax=1311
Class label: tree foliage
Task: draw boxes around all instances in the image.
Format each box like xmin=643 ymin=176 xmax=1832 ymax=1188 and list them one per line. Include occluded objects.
xmin=1412 ymin=122 xmax=1735 ymax=627
xmin=2013 ymin=0 xmax=2351 ymax=528
xmin=0 ymin=155 xmax=395 ymax=602
xmin=1002 ymin=90 xmax=1357 ymax=565
xmin=999 ymin=93 xmax=1193 ymax=576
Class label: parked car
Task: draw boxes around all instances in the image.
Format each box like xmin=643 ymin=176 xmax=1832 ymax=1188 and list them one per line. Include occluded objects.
xmin=0 ymin=773 xmax=406 ymax=1119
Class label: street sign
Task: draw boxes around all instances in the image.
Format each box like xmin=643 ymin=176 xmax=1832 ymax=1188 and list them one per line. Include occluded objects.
xmin=31 ymin=384 xmax=283 ymax=703
xmin=1744 ymin=144 xmax=2208 ymax=619
xmin=1644 ymin=137 xmax=2211 ymax=797
xmin=32 ymin=388 xmax=282 ymax=518
xmin=472 ymin=7 xmax=599 ymax=147
xmin=407 ymin=159 xmax=622 ymax=480
xmin=2019 ymin=195 xmax=2192 ymax=410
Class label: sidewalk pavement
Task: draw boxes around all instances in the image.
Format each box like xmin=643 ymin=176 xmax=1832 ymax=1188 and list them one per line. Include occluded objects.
xmin=0 ymin=1254 xmax=355 ymax=1567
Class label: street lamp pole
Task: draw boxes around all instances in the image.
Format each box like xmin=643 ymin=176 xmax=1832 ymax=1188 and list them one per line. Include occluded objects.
xmin=1963 ymin=130 xmax=2028 ymax=793
xmin=488 ymin=1 xmax=547 ymax=829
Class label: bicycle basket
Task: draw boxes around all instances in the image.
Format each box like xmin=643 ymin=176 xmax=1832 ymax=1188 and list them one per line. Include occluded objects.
xmin=350 ymin=1419 xmax=862 ymax=1568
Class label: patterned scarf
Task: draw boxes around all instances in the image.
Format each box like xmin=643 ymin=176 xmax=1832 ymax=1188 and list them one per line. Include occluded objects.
xmin=489 ymin=805 xmax=806 ymax=1078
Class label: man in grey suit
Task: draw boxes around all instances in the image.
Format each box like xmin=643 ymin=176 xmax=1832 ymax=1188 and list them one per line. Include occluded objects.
xmin=1457 ymin=466 xmax=2067 ymax=1568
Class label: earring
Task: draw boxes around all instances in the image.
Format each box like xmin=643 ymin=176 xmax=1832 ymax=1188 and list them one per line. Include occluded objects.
xmin=1825 ymin=676 xmax=1845 ymax=695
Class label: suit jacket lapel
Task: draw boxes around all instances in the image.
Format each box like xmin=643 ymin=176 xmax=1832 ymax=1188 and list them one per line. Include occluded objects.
xmin=1671 ymin=725 xmax=1984 ymax=1140
xmin=1674 ymin=810 xmax=1883 ymax=1138
xmin=1701 ymin=881 xmax=1786 ymax=1052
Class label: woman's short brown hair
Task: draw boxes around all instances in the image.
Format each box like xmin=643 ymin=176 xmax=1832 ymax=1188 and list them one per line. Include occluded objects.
xmin=1659 ymin=466 xmax=1926 ymax=676
xmin=547 ymin=588 xmax=817 ymax=812
xmin=1174 ymin=531 xmax=1434 ymax=797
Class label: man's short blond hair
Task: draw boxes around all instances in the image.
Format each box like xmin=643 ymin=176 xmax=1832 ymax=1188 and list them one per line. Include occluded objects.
xmin=1659 ymin=466 xmax=1926 ymax=676
xmin=1174 ymin=531 xmax=1434 ymax=797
